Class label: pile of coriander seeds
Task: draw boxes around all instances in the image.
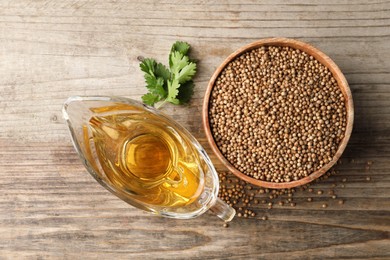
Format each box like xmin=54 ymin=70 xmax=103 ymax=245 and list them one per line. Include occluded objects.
xmin=209 ymin=45 xmax=347 ymax=183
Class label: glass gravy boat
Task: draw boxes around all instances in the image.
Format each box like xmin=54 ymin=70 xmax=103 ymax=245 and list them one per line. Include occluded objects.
xmin=62 ymin=96 xmax=235 ymax=222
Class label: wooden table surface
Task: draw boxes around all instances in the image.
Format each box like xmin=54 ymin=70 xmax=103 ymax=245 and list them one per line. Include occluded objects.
xmin=1 ymin=0 xmax=389 ymax=259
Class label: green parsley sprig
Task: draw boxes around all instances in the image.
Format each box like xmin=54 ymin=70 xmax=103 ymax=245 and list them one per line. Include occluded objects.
xmin=140 ymin=41 xmax=197 ymax=108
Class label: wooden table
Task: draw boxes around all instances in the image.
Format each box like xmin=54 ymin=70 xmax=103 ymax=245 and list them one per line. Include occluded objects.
xmin=1 ymin=1 xmax=389 ymax=259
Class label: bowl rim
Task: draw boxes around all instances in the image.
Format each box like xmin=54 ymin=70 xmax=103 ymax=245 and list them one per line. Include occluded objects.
xmin=202 ymin=37 xmax=354 ymax=189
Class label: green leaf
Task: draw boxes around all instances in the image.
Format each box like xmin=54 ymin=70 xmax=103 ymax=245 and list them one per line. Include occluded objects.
xmin=169 ymin=51 xmax=196 ymax=83
xmin=169 ymin=51 xmax=183 ymax=73
xmin=154 ymin=77 xmax=166 ymax=97
xmin=139 ymin=41 xmax=197 ymax=107
xmin=171 ymin=41 xmax=190 ymax=55
xmin=140 ymin=58 xmax=156 ymax=76
xmin=155 ymin=63 xmax=171 ymax=81
xmin=177 ymin=81 xmax=194 ymax=104
xmin=142 ymin=93 xmax=160 ymax=106
xmin=169 ymin=51 xmax=189 ymax=77
xmin=144 ymin=74 xmax=156 ymax=87
xmin=145 ymin=75 xmax=166 ymax=97
xmin=165 ymin=79 xmax=180 ymax=105
xmin=176 ymin=62 xmax=196 ymax=84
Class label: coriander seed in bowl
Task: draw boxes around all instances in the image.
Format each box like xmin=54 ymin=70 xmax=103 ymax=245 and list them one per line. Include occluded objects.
xmin=203 ymin=38 xmax=353 ymax=189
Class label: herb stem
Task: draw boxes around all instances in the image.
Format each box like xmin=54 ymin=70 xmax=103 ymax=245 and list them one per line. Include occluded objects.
xmin=155 ymin=100 xmax=168 ymax=110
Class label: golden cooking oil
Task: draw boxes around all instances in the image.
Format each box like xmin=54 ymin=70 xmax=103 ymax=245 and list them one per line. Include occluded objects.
xmin=86 ymin=105 xmax=204 ymax=207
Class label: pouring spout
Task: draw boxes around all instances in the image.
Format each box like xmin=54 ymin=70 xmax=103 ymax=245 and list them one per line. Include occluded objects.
xmin=62 ymin=96 xmax=104 ymax=179
xmin=62 ymin=96 xmax=114 ymax=123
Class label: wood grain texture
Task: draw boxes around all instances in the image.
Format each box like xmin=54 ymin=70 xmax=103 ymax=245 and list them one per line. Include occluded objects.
xmin=0 ymin=0 xmax=389 ymax=259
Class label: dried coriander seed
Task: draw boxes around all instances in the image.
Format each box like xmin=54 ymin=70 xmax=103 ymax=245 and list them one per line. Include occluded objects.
xmin=218 ymin=161 xmax=347 ymax=223
xmin=209 ymin=45 xmax=347 ymax=183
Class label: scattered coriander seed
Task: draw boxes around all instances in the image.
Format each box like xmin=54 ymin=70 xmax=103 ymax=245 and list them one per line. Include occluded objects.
xmin=223 ymin=223 xmax=229 ymax=228
xmin=218 ymin=163 xmax=348 ymax=223
xmin=262 ymin=216 xmax=268 ymax=221
xmin=366 ymin=177 xmax=371 ymax=181
xmin=342 ymin=178 xmax=347 ymax=182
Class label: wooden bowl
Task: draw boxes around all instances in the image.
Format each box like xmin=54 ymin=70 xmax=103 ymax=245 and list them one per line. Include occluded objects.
xmin=202 ymin=38 xmax=354 ymax=189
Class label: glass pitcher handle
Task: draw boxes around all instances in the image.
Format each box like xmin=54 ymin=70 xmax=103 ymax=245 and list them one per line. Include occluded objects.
xmin=209 ymin=198 xmax=236 ymax=222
